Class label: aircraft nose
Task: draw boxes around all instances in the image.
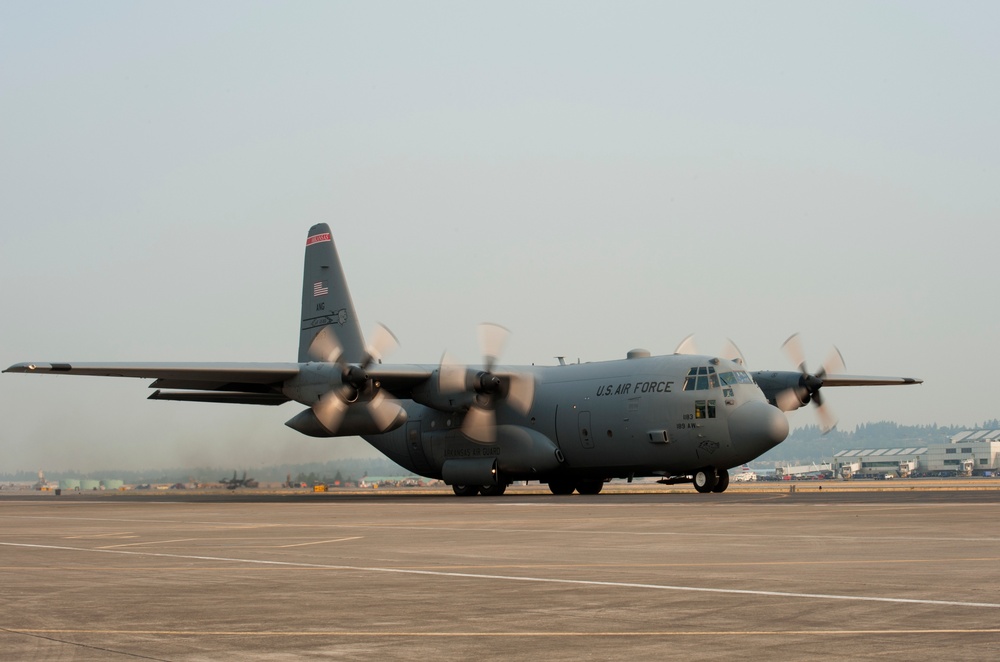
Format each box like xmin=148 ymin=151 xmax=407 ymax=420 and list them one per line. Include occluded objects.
xmin=728 ymin=401 xmax=789 ymax=454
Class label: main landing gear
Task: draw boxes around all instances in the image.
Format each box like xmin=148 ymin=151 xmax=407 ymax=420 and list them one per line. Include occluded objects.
xmin=692 ymin=467 xmax=729 ymax=493
xmin=452 ymin=483 xmax=508 ymax=497
xmin=547 ymin=479 xmax=604 ymax=495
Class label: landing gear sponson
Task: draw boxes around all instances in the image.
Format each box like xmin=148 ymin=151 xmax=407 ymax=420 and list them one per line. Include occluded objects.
xmin=452 ymin=471 xmax=730 ymax=496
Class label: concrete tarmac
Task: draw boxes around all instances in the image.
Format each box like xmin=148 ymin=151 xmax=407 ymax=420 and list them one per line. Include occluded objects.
xmin=2 ymin=488 xmax=999 ymax=661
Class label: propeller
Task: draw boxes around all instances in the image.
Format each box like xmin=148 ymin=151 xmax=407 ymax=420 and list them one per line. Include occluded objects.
xmin=306 ymin=323 xmax=403 ymax=433
xmin=438 ymin=323 xmax=535 ymax=443
xmin=674 ymin=334 xmax=748 ymax=366
xmin=776 ymin=333 xmax=845 ymax=433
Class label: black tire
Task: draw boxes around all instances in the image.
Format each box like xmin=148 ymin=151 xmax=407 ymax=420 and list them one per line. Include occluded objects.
xmin=548 ymin=480 xmax=576 ymax=495
xmin=452 ymin=484 xmax=480 ymax=497
xmin=711 ymin=469 xmax=730 ymax=493
xmin=692 ymin=468 xmax=718 ymax=493
xmin=576 ymin=479 xmax=604 ymax=495
xmin=479 ymin=482 xmax=507 ymax=497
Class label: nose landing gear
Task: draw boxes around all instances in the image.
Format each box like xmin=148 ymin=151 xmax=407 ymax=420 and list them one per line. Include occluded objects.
xmin=693 ymin=467 xmax=730 ymax=493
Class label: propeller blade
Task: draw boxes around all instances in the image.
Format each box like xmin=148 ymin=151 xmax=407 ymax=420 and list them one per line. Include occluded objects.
xmin=819 ymin=347 xmax=846 ymax=379
xmin=777 ymin=334 xmax=845 ymax=433
xmin=307 ymin=326 xmax=343 ymax=364
xmin=462 ymin=405 xmax=496 ymax=443
xmin=366 ymin=323 xmax=399 ymax=365
xmin=674 ymin=334 xmax=698 ymax=355
xmin=816 ymin=401 xmax=838 ymax=434
xmin=504 ymin=372 xmax=535 ymax=414
xmin=776 ymin=387 xmax=806 ymax=412
xmin=313 ymin=391 xmax=348 ymax=433
xmin=367 ymin=390 xmax=404 ymax=432
xmin=781 ymin=333 xmax=807 ymax=374
xmin=438 ymin=351 xmax=468 ymax=394
xmin=478 ymin=323 xmax=510 ymax=372
xmin=721 ymin=338 xmax=746 ymax=366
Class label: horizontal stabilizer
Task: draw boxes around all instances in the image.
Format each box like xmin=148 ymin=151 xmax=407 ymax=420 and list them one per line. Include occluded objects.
xmin=4 ymin=362 xmax=300 ymax=384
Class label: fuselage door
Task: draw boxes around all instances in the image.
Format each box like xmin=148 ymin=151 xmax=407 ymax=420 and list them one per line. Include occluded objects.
xmin=405 ymin=420 xmax=434 ymax=476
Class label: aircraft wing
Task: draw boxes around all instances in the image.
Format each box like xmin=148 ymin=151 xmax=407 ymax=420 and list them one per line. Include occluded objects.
xmin=3 ymin=361 xmax=439 ymax=406
xmin=817 ymin=375 xmax=923 ymax=387
xmin=3 ymin=362 xmax=302 ymax=406
xmin=365 ymin=365 xmax=438 ymax=399
xmin=751 ymin=370 xmax=922 ymax=406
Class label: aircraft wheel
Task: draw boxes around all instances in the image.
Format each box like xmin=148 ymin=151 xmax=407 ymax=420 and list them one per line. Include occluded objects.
xmin=711 ymin=469 xmax=730 ymax=493
xmin=576 ymin=479 xmax=604 ymax=495
xmin=692 ymin=468 xmax=718 ymax=494
xmin=548 ymin=480 xmax=576 ymax=495
xmin=479 ymin=482 xmax=507 ymax=497
xmin=452 ymin=485 xmax=480 ymax=497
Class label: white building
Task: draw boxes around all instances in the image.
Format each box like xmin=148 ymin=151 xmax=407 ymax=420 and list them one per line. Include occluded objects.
xmin=923 ymin=430 xmax=1000 ymax=475
xmin=831 ymin=430 xmax=1000 ymax=478
xmin=832 ymin=447 xmax=927 ymax=478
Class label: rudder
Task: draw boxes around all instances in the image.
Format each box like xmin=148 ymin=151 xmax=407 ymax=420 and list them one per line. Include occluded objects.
xmin=298 ymin=224 xmax=366 ymax=363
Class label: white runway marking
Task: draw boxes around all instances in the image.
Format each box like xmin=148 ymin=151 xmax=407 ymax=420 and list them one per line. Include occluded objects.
xmin=97 ymin=538 xmax=197 ymax=549
xmin=3 ymin=541 xmax=999 ymax=610
xmin=276 ymin=536 xmax=363 ymax=548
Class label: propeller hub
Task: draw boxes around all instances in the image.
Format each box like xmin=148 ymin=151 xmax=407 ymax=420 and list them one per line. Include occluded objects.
xmin=476 ymin=372 xmax=502 ymax=394
xmin=802 ymin=374 xmax=824 ymax=392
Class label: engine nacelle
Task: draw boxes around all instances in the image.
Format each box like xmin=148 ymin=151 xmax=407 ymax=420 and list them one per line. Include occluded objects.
xmin=285 ymin=405 xmax=407 ymax=437
xmin=410 ymin=377 xmax=476 ymax=413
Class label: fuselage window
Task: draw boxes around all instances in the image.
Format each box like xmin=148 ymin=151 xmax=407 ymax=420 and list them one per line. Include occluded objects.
xmin=684 ymin=366 xmax=721 ymax=392
xmin=695 ymin=399 xmax=717 ymax=419
xmin=719 ymin=370 xmax=753 ymax=386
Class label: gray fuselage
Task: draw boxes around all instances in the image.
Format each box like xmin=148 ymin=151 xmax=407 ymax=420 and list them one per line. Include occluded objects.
xmin=363 ymin=353 xmax=788 ymax=483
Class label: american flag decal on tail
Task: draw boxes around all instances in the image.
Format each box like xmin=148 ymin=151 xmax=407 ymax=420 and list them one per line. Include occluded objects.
xmin=313 ymin=281 xmax=329 ymax=297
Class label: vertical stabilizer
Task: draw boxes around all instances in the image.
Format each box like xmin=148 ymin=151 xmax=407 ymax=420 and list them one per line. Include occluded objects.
xmin=298 ymin=224 xmax=366 ymax=363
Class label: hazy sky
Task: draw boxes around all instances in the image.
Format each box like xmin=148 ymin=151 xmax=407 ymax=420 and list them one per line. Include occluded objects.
xmin=2 ymin=2 xmax=997 ymax=472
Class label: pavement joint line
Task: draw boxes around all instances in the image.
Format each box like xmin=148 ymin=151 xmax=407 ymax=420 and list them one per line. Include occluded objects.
xmin=3 ymin=556 xmax=1000 ymax=571
xmin=3 ymin=541 xmax=999 ymax=610
xmin=6 ymin=515 xmax=1000 ymax=543
xmin=6 ymin=628 xmax=1000 ymax=637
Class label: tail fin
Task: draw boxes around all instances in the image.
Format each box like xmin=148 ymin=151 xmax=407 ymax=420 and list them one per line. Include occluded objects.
xmin=298 ymin=224 xmax=366 ymax=363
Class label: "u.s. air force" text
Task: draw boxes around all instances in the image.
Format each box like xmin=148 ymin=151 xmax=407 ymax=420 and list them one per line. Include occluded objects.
xmin=596 ymin=380 xmax=674 ymax=397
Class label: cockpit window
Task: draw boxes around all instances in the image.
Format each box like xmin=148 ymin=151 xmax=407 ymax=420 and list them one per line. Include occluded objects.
xmin=684 ymin=367 xmax=753 ymax=391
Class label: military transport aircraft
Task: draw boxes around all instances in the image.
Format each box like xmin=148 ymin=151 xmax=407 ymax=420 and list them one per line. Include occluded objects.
xmin=4 ymin=224 xmax=921 ymax=496
xmin=220 ymin=471 xmax=258 ymax=490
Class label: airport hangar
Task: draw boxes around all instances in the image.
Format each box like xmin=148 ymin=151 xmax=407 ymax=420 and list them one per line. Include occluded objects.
xmin=832 ymin=430 xmax=1000 ymax=478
